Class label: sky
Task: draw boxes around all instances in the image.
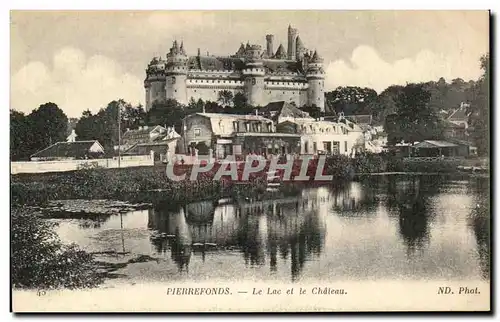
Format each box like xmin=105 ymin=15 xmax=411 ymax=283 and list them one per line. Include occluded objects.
xmin=10 ymin=10 xmax=489 ymax=118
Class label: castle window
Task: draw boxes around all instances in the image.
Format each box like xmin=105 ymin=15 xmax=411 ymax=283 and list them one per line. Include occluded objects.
xmin=194 ymin=90 xmax=197 ymax=92
xmin=252 ymin=78 xmax=256 ymax=85
xmin=172 ymin=77 xmax=176 ymax=84
xmin=175 ymin=90 xmax=177 ymax=93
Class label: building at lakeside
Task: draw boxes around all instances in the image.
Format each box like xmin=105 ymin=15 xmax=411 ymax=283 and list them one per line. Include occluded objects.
xmin=276 ymin=114 xmax=365 ymax=157
xmin=181 ymin=112 xmax=301 ymax=159
xmin=144 ymin=25 xmax=326 ymax=112
xmin=30 ymin=140 xmax=106 ymax=161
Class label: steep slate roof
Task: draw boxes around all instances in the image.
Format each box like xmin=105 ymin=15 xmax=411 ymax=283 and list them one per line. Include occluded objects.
xmin=259 ymin=101 xmax=312 ymax=120
xmin=274 ymin=44 xmax=287 ymax=59
xmin=345 ymin=115 xmax=373 ymax=125
xmin=31 ymin=141 xmax=104 ymax=159
xmin=122 ymin=125 xmax=166 ymax=140
xmin=123 ymin=140 xmax=175 ymax=155
xmin=187 ymin=56 xmax=246 ymax=71
xmin=447 ymin=106 xmax=470 ymax=121
xmin=263 ymin=60 xmax=301 ymax=74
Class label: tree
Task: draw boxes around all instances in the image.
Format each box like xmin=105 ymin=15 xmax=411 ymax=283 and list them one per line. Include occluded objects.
xmin=121 ymin=103 xmax=147 ymax=130
xmin=146 ymin=99 xmax=186 ymax=133
xmin=28 ymin=102 xmax=68 ymax=151
xmin=300 ymin=105 xmax=322 ymax=120
xmin=10 ymin=110 xmax=33 ymax=160
xmin=325 ymin=86 xmax=377 ymax=115
xmin=369 ymin=85 xmax=404 ymax=125
xmin=386 ymin=83 xmax=445 ymax=145
xmin=468 ymin=54 xmax=490 ymax=156
xmin=217 ymin=90 xmax=234 ymax=107
xmin=233 ymin=92 xmax=248 ymax=109
xmin=186 ymin=97 xmax=204 ymax=114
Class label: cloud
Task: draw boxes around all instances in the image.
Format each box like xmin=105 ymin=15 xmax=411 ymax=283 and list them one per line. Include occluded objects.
xmin=325 ymin=45 xmax=483 ymax=93
xmin=11 ymin=47 xmax=144 ymax=118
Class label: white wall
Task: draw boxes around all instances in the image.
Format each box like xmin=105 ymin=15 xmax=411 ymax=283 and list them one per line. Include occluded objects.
xmin=11 ymin=155 xmax=155 ymax=174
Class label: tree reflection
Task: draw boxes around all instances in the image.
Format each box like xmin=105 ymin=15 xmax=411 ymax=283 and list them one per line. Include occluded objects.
xmin=330 ymin=181 xmax=379 ymax=215
xmin=385 ymin=175 xmax=439 ymax=256
xmin=468 ymin=176 xmax=490 ymax=280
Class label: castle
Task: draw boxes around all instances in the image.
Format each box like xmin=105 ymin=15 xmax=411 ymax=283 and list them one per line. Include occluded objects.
xmin=144 ymin=25 xmax=326 ymax=112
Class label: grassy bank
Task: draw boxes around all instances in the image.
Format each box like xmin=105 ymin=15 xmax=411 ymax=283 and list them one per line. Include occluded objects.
xmin=11 ymin=207 xmax=104 ymax=289
xmin=12 ymin=154 xmax=479 ymax=206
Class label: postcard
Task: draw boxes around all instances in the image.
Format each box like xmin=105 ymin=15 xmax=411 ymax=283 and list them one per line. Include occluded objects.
xmin=10 ymin=10 xmax=491 ymax=312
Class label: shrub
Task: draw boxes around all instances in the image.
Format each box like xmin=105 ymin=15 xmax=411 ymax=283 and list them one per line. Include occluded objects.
xmin=11 ymin=207 xmax=103 ymax=289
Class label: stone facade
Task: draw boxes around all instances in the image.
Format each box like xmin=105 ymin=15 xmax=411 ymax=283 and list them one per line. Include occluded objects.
xmin=144 ymin=25 xmax=326 ymax=112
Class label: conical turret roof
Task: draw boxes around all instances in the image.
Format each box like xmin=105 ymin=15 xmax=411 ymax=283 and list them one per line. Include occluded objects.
xmin=311 ymin=50 xmax=323 ymax=63
xmin=274 ymin=44 xmax=287 ymax=59
xmin=296 ymin=36 xmax=305 ymax=50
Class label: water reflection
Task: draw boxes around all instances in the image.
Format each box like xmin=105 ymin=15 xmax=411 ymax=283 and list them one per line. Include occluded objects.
xmin=49 ymin=175 xmax=490 ymax=282
xmin=467 ymin=177 xmax=490 ymax=280
xmin=148 ymin=194 xmax=327 ymax=280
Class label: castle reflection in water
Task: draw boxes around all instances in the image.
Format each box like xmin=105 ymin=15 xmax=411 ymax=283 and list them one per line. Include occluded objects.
xmin=147 ymin=188 xmax=330 ymax=280
xmin=144 ymin=176 xmax=489 ymax=281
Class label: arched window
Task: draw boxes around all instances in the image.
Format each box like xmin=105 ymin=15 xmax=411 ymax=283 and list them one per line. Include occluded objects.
xmin=172 ymin=77 xmax=176 ymax=84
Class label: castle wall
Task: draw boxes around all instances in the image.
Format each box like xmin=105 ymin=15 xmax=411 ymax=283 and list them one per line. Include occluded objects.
xmin=307 ymin=78 xmax=325 ymax=110
xmin=166 ymin=74 xmax=188 ymax=105
xmin=147 ymin=80 xmax=166 ymax=108
xmin=262 ymin=88 xmax=308 ymax=107
xmin=186 ymin=78 xmax=244 ymax=103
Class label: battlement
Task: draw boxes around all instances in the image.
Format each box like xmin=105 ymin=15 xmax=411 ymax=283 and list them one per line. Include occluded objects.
xmin=145 ymin=24 xmax=325 ymax=111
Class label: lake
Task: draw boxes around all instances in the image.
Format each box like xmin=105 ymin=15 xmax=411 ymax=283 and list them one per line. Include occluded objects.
xmin=48 ymin=174 xmax=490 ymax=285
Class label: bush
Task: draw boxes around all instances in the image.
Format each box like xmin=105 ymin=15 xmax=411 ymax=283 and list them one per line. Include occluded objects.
xmin=11 ymin=207 xmax=103 ymax=289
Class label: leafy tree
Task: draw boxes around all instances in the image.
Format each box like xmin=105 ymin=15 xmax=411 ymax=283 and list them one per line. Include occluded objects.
xmin=146 ymin=99 xmax=186 ymax=133
xmin=369 ymin=85 xmax=404 ymax=125
xmin=468 ymin=54 xmax=490 ymax=156
xmin=28 ymin=102 xmax=68 ymax=151
xmin=325 ymin=86 xmax=377 ymax=115
xmin=186 ymin=97 xmax=204 ymax=114
xmin=10 ymin=110 xmax=33 ymax=160
xmin=122 ymin=103 xmax=147 ymax=130
xmin=233 ymin=92 xmax=248 ymax=109
xmin=386 ymin=83 xmax=445 ymax=145
xmin=300 ymin=104 xmax=322 ymax=120
xmin=217 ymin=90 xmax=234 ymax=107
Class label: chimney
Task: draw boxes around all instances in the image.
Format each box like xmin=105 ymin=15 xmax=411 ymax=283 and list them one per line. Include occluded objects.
xmin=266 ymin=34 xmax=274 ymax=58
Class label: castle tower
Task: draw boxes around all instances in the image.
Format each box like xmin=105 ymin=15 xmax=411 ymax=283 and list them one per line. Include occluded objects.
xmin=287 ymin=25 xmax=299 ymax=61
xmin=144 ymin=56 xmax=167 ymax=111
xmin=242 ymin=44 xmax=265 ymax=106
xmin=295 ymin=36 xmax=307 ymax=61
xmin=306 ymin=50 xmax=325 ymax=112
xmin=165 ymin=40 xmax=189 ymax=105
xmin=266 ymin=34 xmax=274 ymax=58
